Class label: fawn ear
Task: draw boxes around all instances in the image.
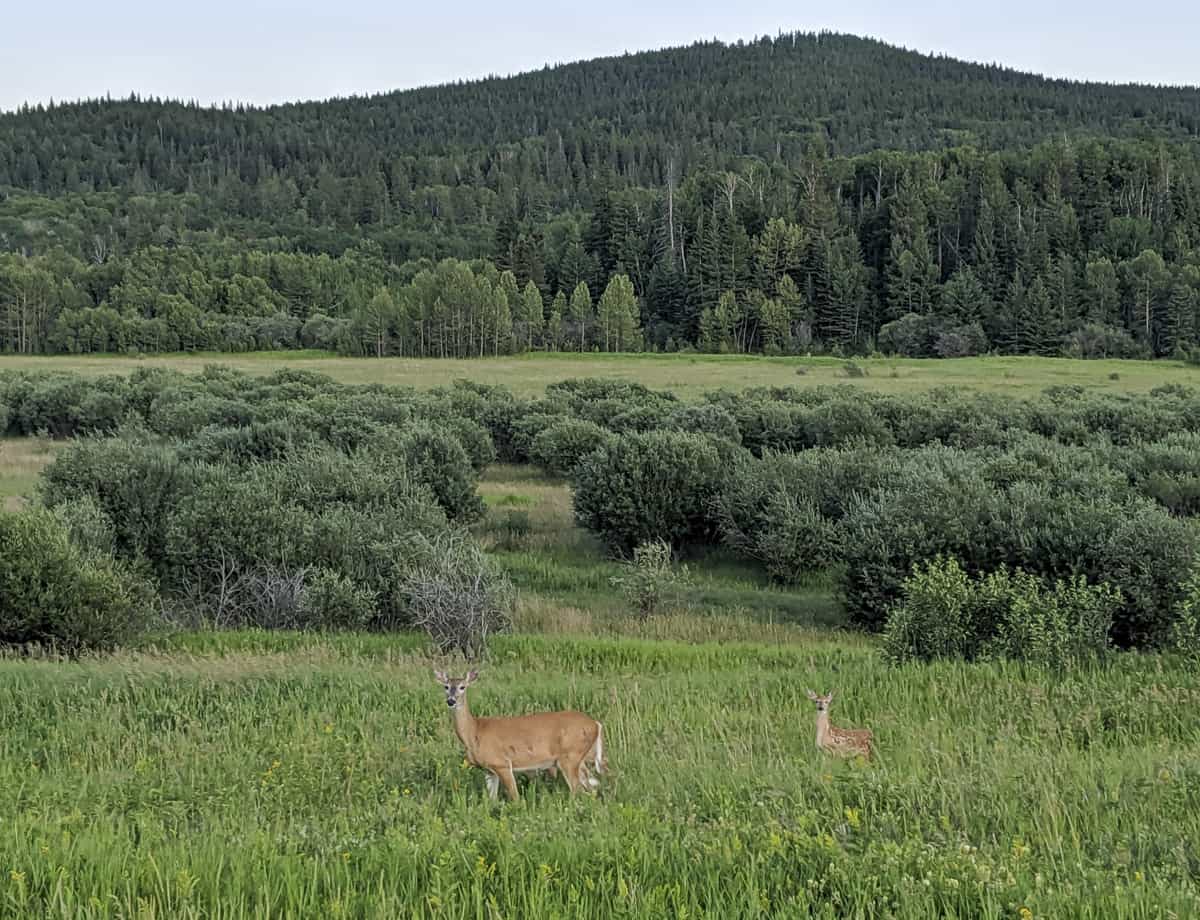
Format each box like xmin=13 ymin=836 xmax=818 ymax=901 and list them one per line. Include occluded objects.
xmin=826 ymin=690 xmax=834 ymax=701
xmin=464 ymin=670 xmax=480 ymax=685
xmin=433 ymin=669 xmax=448 ymax=683
xmin=805 ymin=689 xmax=818 ymax=701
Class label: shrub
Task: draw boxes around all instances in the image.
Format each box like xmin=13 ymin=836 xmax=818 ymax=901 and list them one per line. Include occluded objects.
xmin=883 ymin=557 xmax=1120 ymax=668
xmin=51 ymin=494 xmax=117 ymax=559
xmin=842 ymin=361 xmax=868 ymax=378
xmin=573 ymin=431 xmax=727 ymax=552
xmin=182 ymin=421 xmax=319 ymax=464
xmin=366 ymin=424 xmax=484 ymax=523
xmin=299 ymin=568 xmax=378 ymax=630
xmin=1063 ymin=323 xmax=1150 ymax=359
xmin=934 ymin=323 xmax=989 ymax=358
xmin=610 ymin=538 xmax=690 ymax=620
xmin=508 ymin=412 xmax=568 ymax=463
xmin=441 ymin=417 xmax=497 ymax=472
xmin=1169 ymin=560 xmax=1200 ymax=657
xmin=40 ymin=435 xmax=199 ymax=578
xmin=530 ymin=420 xmax=614 ymax=477
xmin=0 ymin=510 xmax=156 ymax=652
xmin=402 ymin=530 xmax=514 ymax=659
xmin=5 ymin=373 xmax=131 ymax=437
xmin=842 ymin=468 xmax=1196 ymax=647
xmin=663 ymin=405 xmax=742 ymax=444
xmin=0 ymin=398 xmax=9 ymax=435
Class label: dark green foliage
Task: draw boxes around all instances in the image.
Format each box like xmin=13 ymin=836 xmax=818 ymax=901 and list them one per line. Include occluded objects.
xmin=882 ymin=557 xmax=1121 ymax=668
xmin=297 ymin=569 xmax=378 ymax=631
xmin=663 ymin=404 xmax=741 ymax=443
xmin=364 ymin=424 xmax=484 ymax=524
xmin=3 ymin=34 xmax=1200 ymax=359
xmin=440 ymin=417 xmax=497 ymax=473
xmin=529 ymin=420 xmax=614 ymax=478
xmin=0 ymin=509 xmax=155 ymax=652
xmin=40 ymin=435 xmax=199 ymax=578
xmin=573 ymin=431 xmax=726 ymax=552
xmin=0 ymin=372 xmax=130 ymax=437
xmin=841 ymin=473 xmax=1196 ymax=647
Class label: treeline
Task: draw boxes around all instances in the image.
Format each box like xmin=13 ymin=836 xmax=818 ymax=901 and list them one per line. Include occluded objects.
xmin=3 ymin=138 xmax=1200 ymax=358
xmin=3 ymin=33 xmax=1200 ymax=357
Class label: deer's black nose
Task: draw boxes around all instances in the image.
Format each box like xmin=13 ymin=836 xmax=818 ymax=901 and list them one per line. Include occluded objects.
xmin=446 ymin=698 xmax=456 ymax=707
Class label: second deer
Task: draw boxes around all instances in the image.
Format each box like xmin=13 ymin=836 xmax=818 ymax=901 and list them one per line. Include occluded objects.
xmin=806 ymin=689 xmax=873 ymax=759
xmin=435 ymin=669 xmax=607 ymax=801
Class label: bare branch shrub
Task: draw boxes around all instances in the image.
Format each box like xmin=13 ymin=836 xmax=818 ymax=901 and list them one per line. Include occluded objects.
xmin=403 ymin=530 xmax=514 ymax=659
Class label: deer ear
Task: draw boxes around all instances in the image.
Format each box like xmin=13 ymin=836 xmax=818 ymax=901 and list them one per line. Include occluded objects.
xmin=826 ymin=690 xmax=834 ymax=701
xmin=805 ymin=689 xmax=818 ymax=701
xmin=433 ymin=669 xmax=447 ymax=683
xmin=465 ymin=670 xmax=480 ymax=685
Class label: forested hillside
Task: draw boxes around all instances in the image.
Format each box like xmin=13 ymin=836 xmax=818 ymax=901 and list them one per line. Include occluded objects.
xmin=3 ymin=31 xmax=1200 ymax=358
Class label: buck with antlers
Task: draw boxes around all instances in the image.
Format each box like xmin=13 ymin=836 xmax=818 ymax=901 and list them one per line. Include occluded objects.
xmin=434 ymin=669 xmax=607 ymax=800
xmin=806 ymin=689 xmax=873 ymax=759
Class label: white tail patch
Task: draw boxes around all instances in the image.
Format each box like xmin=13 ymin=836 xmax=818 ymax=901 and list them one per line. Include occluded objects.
xmin=594 ymin=722 xmax=605 ymax=774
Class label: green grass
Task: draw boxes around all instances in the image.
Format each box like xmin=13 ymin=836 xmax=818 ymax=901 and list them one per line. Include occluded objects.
xmin=2 ymin=387 xmax=1199 ymax=915
xmin=2 ymin=350 xmax=1196 ymax=396
xmin=0 ymin=437 xmax=59 ymax=512
xmin=0 ymin=634 xmax=1196 ymax=918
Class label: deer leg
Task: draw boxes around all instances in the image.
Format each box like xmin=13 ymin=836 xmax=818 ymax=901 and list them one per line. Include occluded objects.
xmin=499 ymin=766 xmax=520 ymax=801
xmin=485 ymin=772 xmax=500 ymax=800
xmin=557 ymin=756 xmax=583 ymax=794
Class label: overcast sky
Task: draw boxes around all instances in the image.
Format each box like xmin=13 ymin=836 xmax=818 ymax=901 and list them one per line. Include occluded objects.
xmin=3 ymin=0 xmax=1198 ymax=112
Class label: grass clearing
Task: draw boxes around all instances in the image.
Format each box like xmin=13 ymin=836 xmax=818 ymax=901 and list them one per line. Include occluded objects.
xmin=0 ymin=633 xmax=1196 ymax=917
xmin=0 ymin=437 xmax=59 ymax=511
xmin=2 ymin=350 xmax=1197 ymax=396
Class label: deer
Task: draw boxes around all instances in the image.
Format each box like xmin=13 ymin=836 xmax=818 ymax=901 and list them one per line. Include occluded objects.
xmin=434 ymin=669 xmax=607 ymax=801
xmin=806 ymin=689 xmax=873 ymax=759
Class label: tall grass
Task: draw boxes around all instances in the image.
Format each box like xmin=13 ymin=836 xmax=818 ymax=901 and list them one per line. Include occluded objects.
xmin=0 ymin=634 xmax=1195 ymax=918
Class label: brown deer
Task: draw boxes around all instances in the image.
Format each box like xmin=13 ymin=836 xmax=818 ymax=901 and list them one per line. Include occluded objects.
xmin=434 ymin=669 xmax=607 ymax=800
xmin=806 ymin=690 xmax=873 ymax=759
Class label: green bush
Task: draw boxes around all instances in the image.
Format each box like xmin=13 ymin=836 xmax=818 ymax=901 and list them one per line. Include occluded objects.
xmin=365 ymin=424 xmax=484 ymax=523
xmin=609 ymin=538 xmax=690 ymax=620
xmin=883 ymin=557 xmax=1120 ymax=668
xmin=298 ymin=568 xmax=377 ymax=630
xmin=182 ymin=421 xmax=320 ymax=464
xmin=1169 ymin=560 xmax=1200 ymax=657
xmin=573 ymin=430 xmax=726 ymax=552
xmin=40 ymin=435 xmax=200 ymax=578
xmin=508 ymin=412 xmax=569 ymax=463
xmin=0 ymin=510 xmax=155 ymax=652
xmin=529 ymin=419 xmax=614 ymax=477
xmin=441 ymin=417 xmax=496 ymax=472
xmin=663 ymin=404 xmax=742 ymax=444
xmin=2 ymin=373 xmax=131 ymax=437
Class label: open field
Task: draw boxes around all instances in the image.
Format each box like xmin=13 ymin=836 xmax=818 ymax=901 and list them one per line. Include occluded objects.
xmin=0 ymin=437 xmax=59 ymax=512
xmin=1 ymin=462 xmax=1199 ymax=917
xmin=2 ymin=351 xmax=1197 ymax=397
xmin=3 ymin=366 xmax=1200 ymax=917
xmin=1 ymin=630 xmax=1196 ymax=918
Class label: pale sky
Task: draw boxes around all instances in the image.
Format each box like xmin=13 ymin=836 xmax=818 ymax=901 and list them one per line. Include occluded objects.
xmin=3 ymin=0 xmax=1198 ymax=113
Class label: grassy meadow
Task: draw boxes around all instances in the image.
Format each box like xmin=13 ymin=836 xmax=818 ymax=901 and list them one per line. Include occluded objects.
xmin=1 ymin=349 xmax=1198 ymax=397
xmin=1 ymin=356 xmax=1199 ymax=917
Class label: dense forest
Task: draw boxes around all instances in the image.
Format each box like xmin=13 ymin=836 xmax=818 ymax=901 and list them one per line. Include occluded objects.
xmin=2 ymin=31 xmax=1200 ymax=358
